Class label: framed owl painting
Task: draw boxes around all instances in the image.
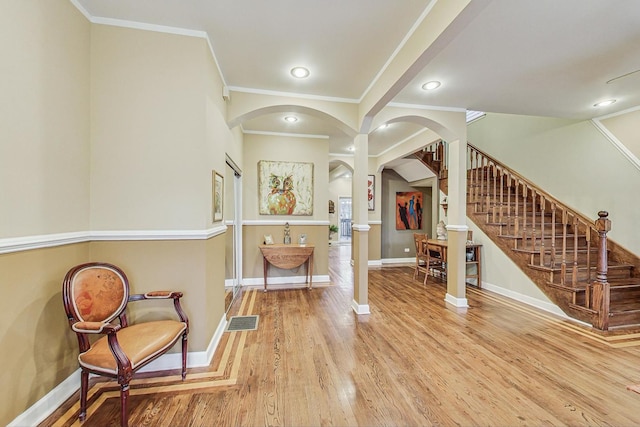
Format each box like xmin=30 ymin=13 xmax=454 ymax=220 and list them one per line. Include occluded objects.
xmin=258 ymin=160 xmax=314 ymax=216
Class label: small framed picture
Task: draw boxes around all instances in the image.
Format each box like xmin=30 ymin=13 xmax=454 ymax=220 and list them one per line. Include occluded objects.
xmin=263 ymin=234 xmax=274 ymax=245
xmin=213 ymin=171 xmax=224 ymax=222
xmin=367 ymin=175 xmax=375 ymax=211
xmin=298 ymin=234 xmax=307 ymax=245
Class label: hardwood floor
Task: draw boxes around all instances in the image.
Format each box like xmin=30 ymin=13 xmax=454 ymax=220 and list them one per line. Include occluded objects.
xmin=42 ymin=245 xmax=640 ymax=426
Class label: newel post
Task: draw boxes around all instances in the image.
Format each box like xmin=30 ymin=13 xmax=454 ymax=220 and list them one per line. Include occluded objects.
xmin=592 ymin=211 xmax=611 ymax=330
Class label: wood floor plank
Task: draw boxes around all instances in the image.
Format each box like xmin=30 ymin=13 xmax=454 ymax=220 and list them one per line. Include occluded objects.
xmin=42 ymin=245 xmax=640 ymax=426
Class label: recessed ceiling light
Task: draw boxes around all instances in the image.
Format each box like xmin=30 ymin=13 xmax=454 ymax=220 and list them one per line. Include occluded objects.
xmin=421 ymin=81 xmax=441 ymax=91
xmin=594 ymin=99 xmax=616 ymax=107
xmin=290 ymin=67 xmax=310 ymax=78
xmin=284 ymin=115 xmax=298 ymax=123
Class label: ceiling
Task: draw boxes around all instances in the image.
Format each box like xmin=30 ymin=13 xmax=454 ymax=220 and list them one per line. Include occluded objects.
xmin=75 ymin=0 xmax=640 ymax=161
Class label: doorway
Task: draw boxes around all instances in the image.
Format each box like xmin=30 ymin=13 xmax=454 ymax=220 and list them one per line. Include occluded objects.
xmin=338 ymin=197 xmax=352 ymax=241
xmin=224 ymin=156 xmax=242 ymax=313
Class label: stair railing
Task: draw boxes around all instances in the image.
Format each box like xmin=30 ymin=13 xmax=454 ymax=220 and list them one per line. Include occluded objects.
xmin=418 ymin=140 xmax=607 ymax=286
xmin=466 ymin=143 xmax=598 ymax=287
xmin=418 ymin=140 xmax=614 ymax=329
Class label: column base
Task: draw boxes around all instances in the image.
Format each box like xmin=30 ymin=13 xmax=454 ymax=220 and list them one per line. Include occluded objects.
xmin=351 ymin=300 xmax=371 ymax=315
xmin=445 ymin=293 xmax=468 ymax=313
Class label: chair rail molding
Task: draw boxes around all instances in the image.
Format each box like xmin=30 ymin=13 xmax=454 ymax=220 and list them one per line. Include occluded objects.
xmin=0 ymin=225 xmax=228 ymax=254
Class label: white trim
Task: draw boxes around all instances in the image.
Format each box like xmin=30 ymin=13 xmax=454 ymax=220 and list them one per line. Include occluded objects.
xmin=368 ymin=260 xmax=383 ymax=267
xmin=385 ymin=101 xmax=467 ymax=113
xmin=10 ymin=313 xmax=229 ymax=426
xmin=242 ymin=275 xmax=330 ymax=287
xmin=68 ymin=0 xmax=92 ymax=21
xmin=0 ymin=226 xmax=228 ymax=254
xmin=594 ymin=104 xmax=640 ymax=120
xmin=0 ymin=231 xmax=89 ymax=254
xmin=243 ymin=129 xmax=329 ymax=139
xmin=68 ymin=1 xmax=228 ymax=89
xmin=480 ymin=281 xmax=574 ymax=320
xmin=368 ymin=220 xmax=382 ymax=225
xmin=243 ymin=219 xmax=329 ymax=226
xmin=445 ymin=224 xmax=469 ymax=232
xmin=92 ymin=16 xmax=207 ymax=38
xmin=352 ymin=224 xmax=371 ymax=231
xmin=7 ymin=369 xmax=81 ymax=427
xmin=351 ymin=300 xmax=371 ymax=315
xmin=227 ymin=85 xmax=358 ymax=104
xmin=444 ymin=293 xmax=469 ymax=308
xmin=358 ymin=0 xmax=437 ymax=103
xmin=381 ymin=257 xmax=414 ymax=265
xmin=590 ymin=118 xmax=640 ymax=173
xmin=376 ymin=127 xmax=431 ymax=157
xmin=91 ymin=225 xmax=227 ymax=241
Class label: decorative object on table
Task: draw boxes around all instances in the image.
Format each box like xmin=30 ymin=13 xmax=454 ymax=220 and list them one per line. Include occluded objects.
xmin=440 ymin=195 xmax=448 ymax=216
xmin=329 ymin=224 xmax=339 ymax=239
xmin=258 ymin=160 xmax=313 ymax=215
xmin=466 ymin=249 xmax=475 ymax=261
xmin=283 ymin=222 xmax=291 ymax=244
xmin=263 ymin=234 xmax=274 ymax=245
xmin=367 ymin=175 xmax=375 ymax=211
xmin=436 ymin=220 xmax=447 ymax=240
xmin=395 ymin=191 xmax=423 ymax=230
xmin=212 ymin=170 xmax=224 ymax=222
xmin=298 ymin=234 xmax=307 ymax=245
xmin=329 ymin=200 xmax=335 ymax=214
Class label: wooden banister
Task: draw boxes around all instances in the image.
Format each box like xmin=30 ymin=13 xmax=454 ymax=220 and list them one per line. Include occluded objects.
xmin=417 ymin=140 xmax=626 ymax=330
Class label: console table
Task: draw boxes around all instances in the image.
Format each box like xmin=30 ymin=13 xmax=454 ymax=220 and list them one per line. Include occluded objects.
xmin=425 ymin=239 xmax=482 ymax=288
xmin=258 ymin=244 xmax=314 ymax=292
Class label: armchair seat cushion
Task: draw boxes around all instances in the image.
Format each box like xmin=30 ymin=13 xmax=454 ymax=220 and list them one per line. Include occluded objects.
xmin=78 ymin=320 xmax=187 ymax=375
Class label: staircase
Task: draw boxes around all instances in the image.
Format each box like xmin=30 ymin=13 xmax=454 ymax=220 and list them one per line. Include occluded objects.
xmin=417 ymin=141 xmax=640 ymax=331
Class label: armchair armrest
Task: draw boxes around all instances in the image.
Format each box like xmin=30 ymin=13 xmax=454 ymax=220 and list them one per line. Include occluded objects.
xmin=72 ymin=321 xmax=121 ymax=334
xmin=129 ymin=291 xmax=183 ymax=301
xmin=129 ymin=291 xmax=189 ymax=327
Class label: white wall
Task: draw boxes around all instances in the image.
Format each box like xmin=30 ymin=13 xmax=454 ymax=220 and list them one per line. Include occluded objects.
xmin=468 ymin=113 xmax=640 ymax=255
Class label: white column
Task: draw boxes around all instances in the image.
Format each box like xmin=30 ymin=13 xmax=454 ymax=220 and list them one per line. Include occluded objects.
xmin=352 ymin=134 xmax=370 ymax=314
xmin=445 ymin=138 xmax=469 ymax=310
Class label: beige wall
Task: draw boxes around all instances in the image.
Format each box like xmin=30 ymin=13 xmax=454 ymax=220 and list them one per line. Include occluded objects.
xmin=0 ymin=1 xmax=90 ymax=239
xmin=243 ymin=133 xmax=329 ymax=221
xmin=1 ymin=4 xmax=236 ymax=424
xmin=90 ymin=25 xmax=211 ymax=230
xmin=243 ymin=225 xmax=328 ymax=280
xmin=89 ymin=238 xmax=225 ymax=352
xmin=242 ymin=133 xmax=330 ymax=280
xmin=0 ymin=244 xmax=90 ymax=426
xmin=0 ymin=1 xmax=91 ymax=424
xmin=600 ymin=109 xmax=640 ymax=162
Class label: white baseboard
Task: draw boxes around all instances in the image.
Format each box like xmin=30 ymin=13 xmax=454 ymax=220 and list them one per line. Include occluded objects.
xmin=8 ymin=369 xmax=81 ymax=427
xmin=444 ymin=293 xmax=469 ymax=308
xmin=9 ymin=314 xmax=228 ymax=427
xmin=368 ymin=260 xmax=382 ymax=267
xmin=242 ymin=274 xmax=330 ymax=287
xmin=351 ymin=300 xmax=371 ymax=315
xmin=381 ymin=257 xmax=414 ymax=265
xmin=480 ymin=281 xmax=570 ymax=319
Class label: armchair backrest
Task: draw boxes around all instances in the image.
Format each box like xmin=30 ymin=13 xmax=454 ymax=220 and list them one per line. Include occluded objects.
xmin=63 ymin=262 xmax=129 ymax=325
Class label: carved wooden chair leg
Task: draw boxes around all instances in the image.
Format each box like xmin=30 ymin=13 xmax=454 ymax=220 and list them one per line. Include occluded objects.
xmin=120 ymin=383 xmax=130 ymax=427
xmin=80 ymin=370 xmax=89 ymax=421
xmin=182 ymin=333 xmax=188 ymax=380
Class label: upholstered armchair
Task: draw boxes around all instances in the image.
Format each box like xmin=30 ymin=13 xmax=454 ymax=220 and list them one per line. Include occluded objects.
xmin=62 ymin=262 xmax=189 ymax=427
